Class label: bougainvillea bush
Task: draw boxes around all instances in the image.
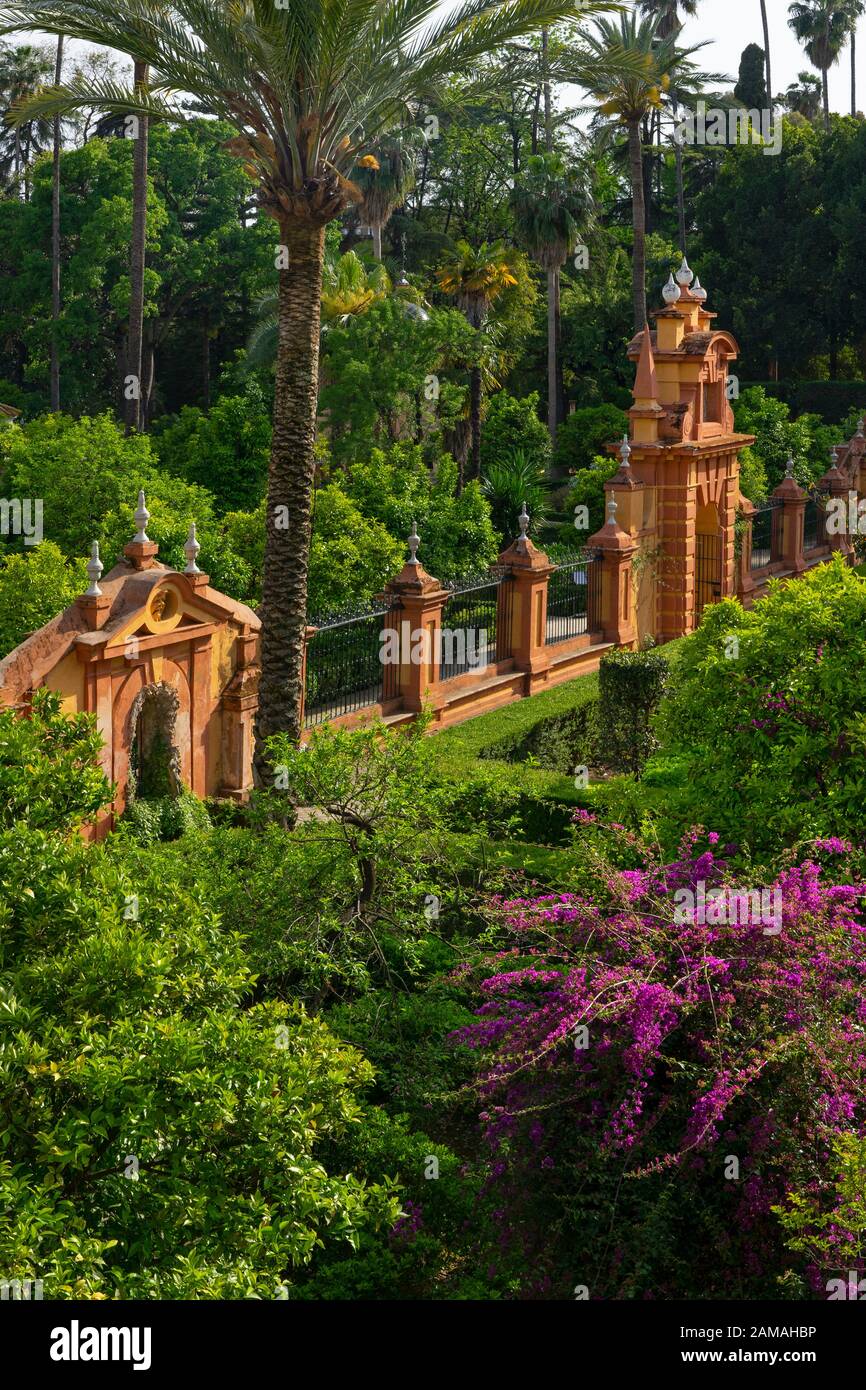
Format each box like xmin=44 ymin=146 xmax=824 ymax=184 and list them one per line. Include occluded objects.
xmin=456 ymin=821 xmax=866 ymax=1298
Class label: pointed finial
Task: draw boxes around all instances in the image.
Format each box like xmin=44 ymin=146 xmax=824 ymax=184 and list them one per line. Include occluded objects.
xmin=675 ymin=255 xmax=694 ymax=288
xmin=830 ymin=445 xmax=842 ymax=469
xmin=691 ymin=275 xmax=707 ymax=302
xmin=662 ymin=272 xmax=681 ymax=305
xmin=856 ymin=418 xmax=865 ymax=439
xmin=133 ymin=489 xmax=150 ymax=543
xmin=518 ymin=502 xmax=529 ymax=542
xmin=407 ymin=520 xmax=420 ymax=565
xmin=785 ymin=454 xmax=794 ymax=479
xmin=619 ymin=434 xmax=632 ymax=467
xmin=606 ymin=495 xmax=618 ymax=528
xmin=85 ymin=540 xmax=103 ymax=597
xmin=184 ymin=522 xmax=201 ymax=574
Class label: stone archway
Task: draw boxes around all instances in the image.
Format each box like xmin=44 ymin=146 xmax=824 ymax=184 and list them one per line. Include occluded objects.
xmin=128 ymin=682 xmax=182 ymax=800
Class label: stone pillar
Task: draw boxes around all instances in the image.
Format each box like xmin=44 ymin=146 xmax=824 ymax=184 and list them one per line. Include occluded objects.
xmin=219 ymin=627 xmax=260 ymax=798
xmin=383 ymin=524 xmax=448 ymax=716
xmin=587 ymin=498 xmax=638 ymax=647
xmin=772 ymin=466 xmax=806 ymax=575
xmin=498 ymin=512 xmax=554 ymax=687
xmin=819 ymin=457 xmax=853 ymax=558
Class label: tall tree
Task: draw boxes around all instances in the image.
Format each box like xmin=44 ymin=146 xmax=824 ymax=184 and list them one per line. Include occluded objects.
xmin=353 ymin=130 xmax=421 ymax=261
xmin=125 ymin=57 xmax=149 ymax=432
xmin=639 ymin=0 xmax=699 ymax=39
xmin=49 ymin=32 xmax=62 ymax=411
xmin=573 ymin=13 xmax=682 ymax=331
xmin=788 ymin=1 xmax=852 ymax=128
xmin=734 ymin=43 xmax=768 ymax=108
xmin=845 ymin=0 xmax=865 ymax=113
xmin=511 ymin=151 xmax=590 ymax=439
xmin=436 ymin=239 xmax=520 ymax=486
xmin=1 ymin=0 xmax=614 ymax=770
xmin=759 ymin=1 xmax=774 ymax=112
xmin=781 ymin=70 xmax=824 ymax=116
xmin=0 ymin=42 xmax=52 ymax=197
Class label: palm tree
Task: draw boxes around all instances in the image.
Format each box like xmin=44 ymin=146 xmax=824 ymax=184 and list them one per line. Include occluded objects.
xmin=0 ymin=41 xmax=52 ymax=197
xmin=437 ymin=239 xmax=521 ymax=489
xmin=247 ymin=251 xmax=391 ymax=368
xmin=788 ymin=1 xmax=852 ymax=128
xmin=781 ymin=69 xmax=824 ymax=117
xmin=126 ymin=57 xmax=149 ymax=433
xmin=572 ymin=13 xmax=682 ymax=331
xmin=844 ymin=0 xmax=864 ymax=113
xmin=639 ymin=0 xmax=699 ymax=39
xmin=759 ymin=1 xmax=774 ymax=112
xmin=511 ymin=151 xmax=591 ymax=440
xmin=353 ymin=129 xmax=422 ymax=261
xmin=1 ymin=0 xmax=613 ymax=767
xmin=49 ymin=32 xmax=63 ymax=412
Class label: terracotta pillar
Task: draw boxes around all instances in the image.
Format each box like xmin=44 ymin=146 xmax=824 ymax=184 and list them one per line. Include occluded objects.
xmin=772 ymin=468 xmax=806 ymax=574
xmin=498 ymin=521 xmax=554 ymax=686
xmin=383 ymin=528 xmax=448 ymax=716
xmin=587 ymin=499 xmax=638 ymax=647
xmin=819 ymin=459 xmax=853 ymax=558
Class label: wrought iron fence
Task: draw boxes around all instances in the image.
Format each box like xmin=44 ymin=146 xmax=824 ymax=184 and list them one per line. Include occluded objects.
xmin=750 ymin=499 xmax=782 ymax=570
xmin=545 ymin=551 xmax=602 ymax=644
xmin=803 ymin=494 xmax=826 ymax=552
xmin=304 ymin=600 xmax=399 ymax=727
xmin=439 ymin=572 xmax=513 ymax=682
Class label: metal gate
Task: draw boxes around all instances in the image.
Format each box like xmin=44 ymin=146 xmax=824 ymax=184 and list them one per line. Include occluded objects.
xmin=694 ymin=531 xmax=722 ymax=624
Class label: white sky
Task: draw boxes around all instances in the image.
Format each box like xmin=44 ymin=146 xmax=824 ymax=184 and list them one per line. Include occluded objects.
xmin=17 ymin=0 xmax=866 ymax=116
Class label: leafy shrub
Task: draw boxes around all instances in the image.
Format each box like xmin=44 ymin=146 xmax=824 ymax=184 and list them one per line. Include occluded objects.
xmin=733 ymin=386 xmax=837 ymax=491
xmin=152 ymin=386 xmax=271 ymax=514
xmin=659 ymin=557 xmax=866 ymax=855
xmin=551 ymin=404 xmax=628 ymax=476
xmin=120 ymin=789 xmax=212 ymax=846
xmin=563 ymin=452 xmax=618 ymax=539
xmin=479 ymin=390 xmax=551 ymax=475
xmin=0 ymin=688 xmax=111 ymax=832
xmin=598 ymin=644 xmax=670 ymax=774
xmin=481 ymin=448 xmax=549 ymax=540
xmin=478 ymin=698 xmax=599 ymax=774
xmin=0 ymin=543 xmax=87 ymax=657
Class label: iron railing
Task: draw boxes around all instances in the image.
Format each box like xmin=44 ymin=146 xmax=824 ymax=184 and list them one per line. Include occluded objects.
xmin=803 ymin=494 xmax=826 ymax=552
xmin=545 ymin=551 xmax=602 ymax=645
xmin=750 ymin=499 xmax=782 ymax=570
xmin=439 ymin=572 xmax=513 ymax=681
xmin=304 ymin=600 xmax=399 ymax=727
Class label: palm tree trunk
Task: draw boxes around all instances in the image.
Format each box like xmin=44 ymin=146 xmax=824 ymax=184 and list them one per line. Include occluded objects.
xmin=822 ymin=65 xmax=830 ymax=128
xmin=469 ymin=363 xmax=482 ymax=483
xmin=50 ymin=34 xmax=64 ymax=413
xmin=372 ymin=222 xmax=383 ymax=260
xmin=675 ymin=128 xmax=687 ymax=253
xmin=254 ymin=221 xmax=326 ymax=778
xmin=627 ymin=118 xmax=647 ymax=334
xmin=126 ymin=59 xmax=149 ymax=433
xmin=547 ymin=266 xmax=557 ymax=440
xmin=760 ymin=0 xmax=773 ymax=110
xmin=852 ymin=28 xmax=857 ymax=116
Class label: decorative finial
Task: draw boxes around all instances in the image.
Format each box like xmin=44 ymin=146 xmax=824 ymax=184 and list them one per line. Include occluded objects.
xmin=830 ymin=445 xmax=841 ymax=469
xmin=785 ymin=454 xmax=794 ymax=479
xmin=133 ymin=489 xmax=150 ymax=543
xmin=619 ymin=434 xmax=632 ymax=467
xmin=85 ymin=540 xmax=103 ymax=597
xmin=691 ymin=275 xmax=707 ymax=302
xmin=675 ymin=255 xmax=694 ymax=288
xmin=857 ymin=418 xmax=865 ymax=439
xmin=407 ymin=520 xmax=420 ymax=566
xmin=662 ymin=272 xmax=681 ymax=305
xmin=184 ymin=522 xmax=201 ymax=574
xmin=606 ymin=495 xmax=618 ymax=528
xmin=518 ymin=502 xmax=530 ymax=542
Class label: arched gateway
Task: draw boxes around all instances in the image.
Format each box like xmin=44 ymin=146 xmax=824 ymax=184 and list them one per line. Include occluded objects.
xmin=0 ymin=495 xmax=260 ymax=837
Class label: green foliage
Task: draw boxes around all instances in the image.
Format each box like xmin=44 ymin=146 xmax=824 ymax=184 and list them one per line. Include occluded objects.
xmin=659 ymin=557 xmax=866 ymax=853
xmin=737 ymin=445 xmax=770 ymax=504
xmin=120 ymin=790 xmax=212 ymax=847
xmin=0 ymin=688 xmax=111 ymax=833
xmin=309 ymin=486 xmax=405 ymax=617
xmin=481 ymin=448 xmax=549 ymax=540
xmin=598 ymin=644 xmax=670 ymax=775
xmin=342 ymin=446 xmax=498 ymax=582
xmin=733 ymin=386 xmax=837 ymax=491
xmin=734 ymin=43 xmax=768 ymax=109
xmin=479 ymin=390 xmax=551 ymax=474
xmin=564 ymin=452 xmax=619 ymax=539
xmin=0 ymin=543 xmax=87 ymax=657
xmin=152 ymin=386 xmax=271 ymax=514
xmin=552 ymin=404 xmax=628 ymax=476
